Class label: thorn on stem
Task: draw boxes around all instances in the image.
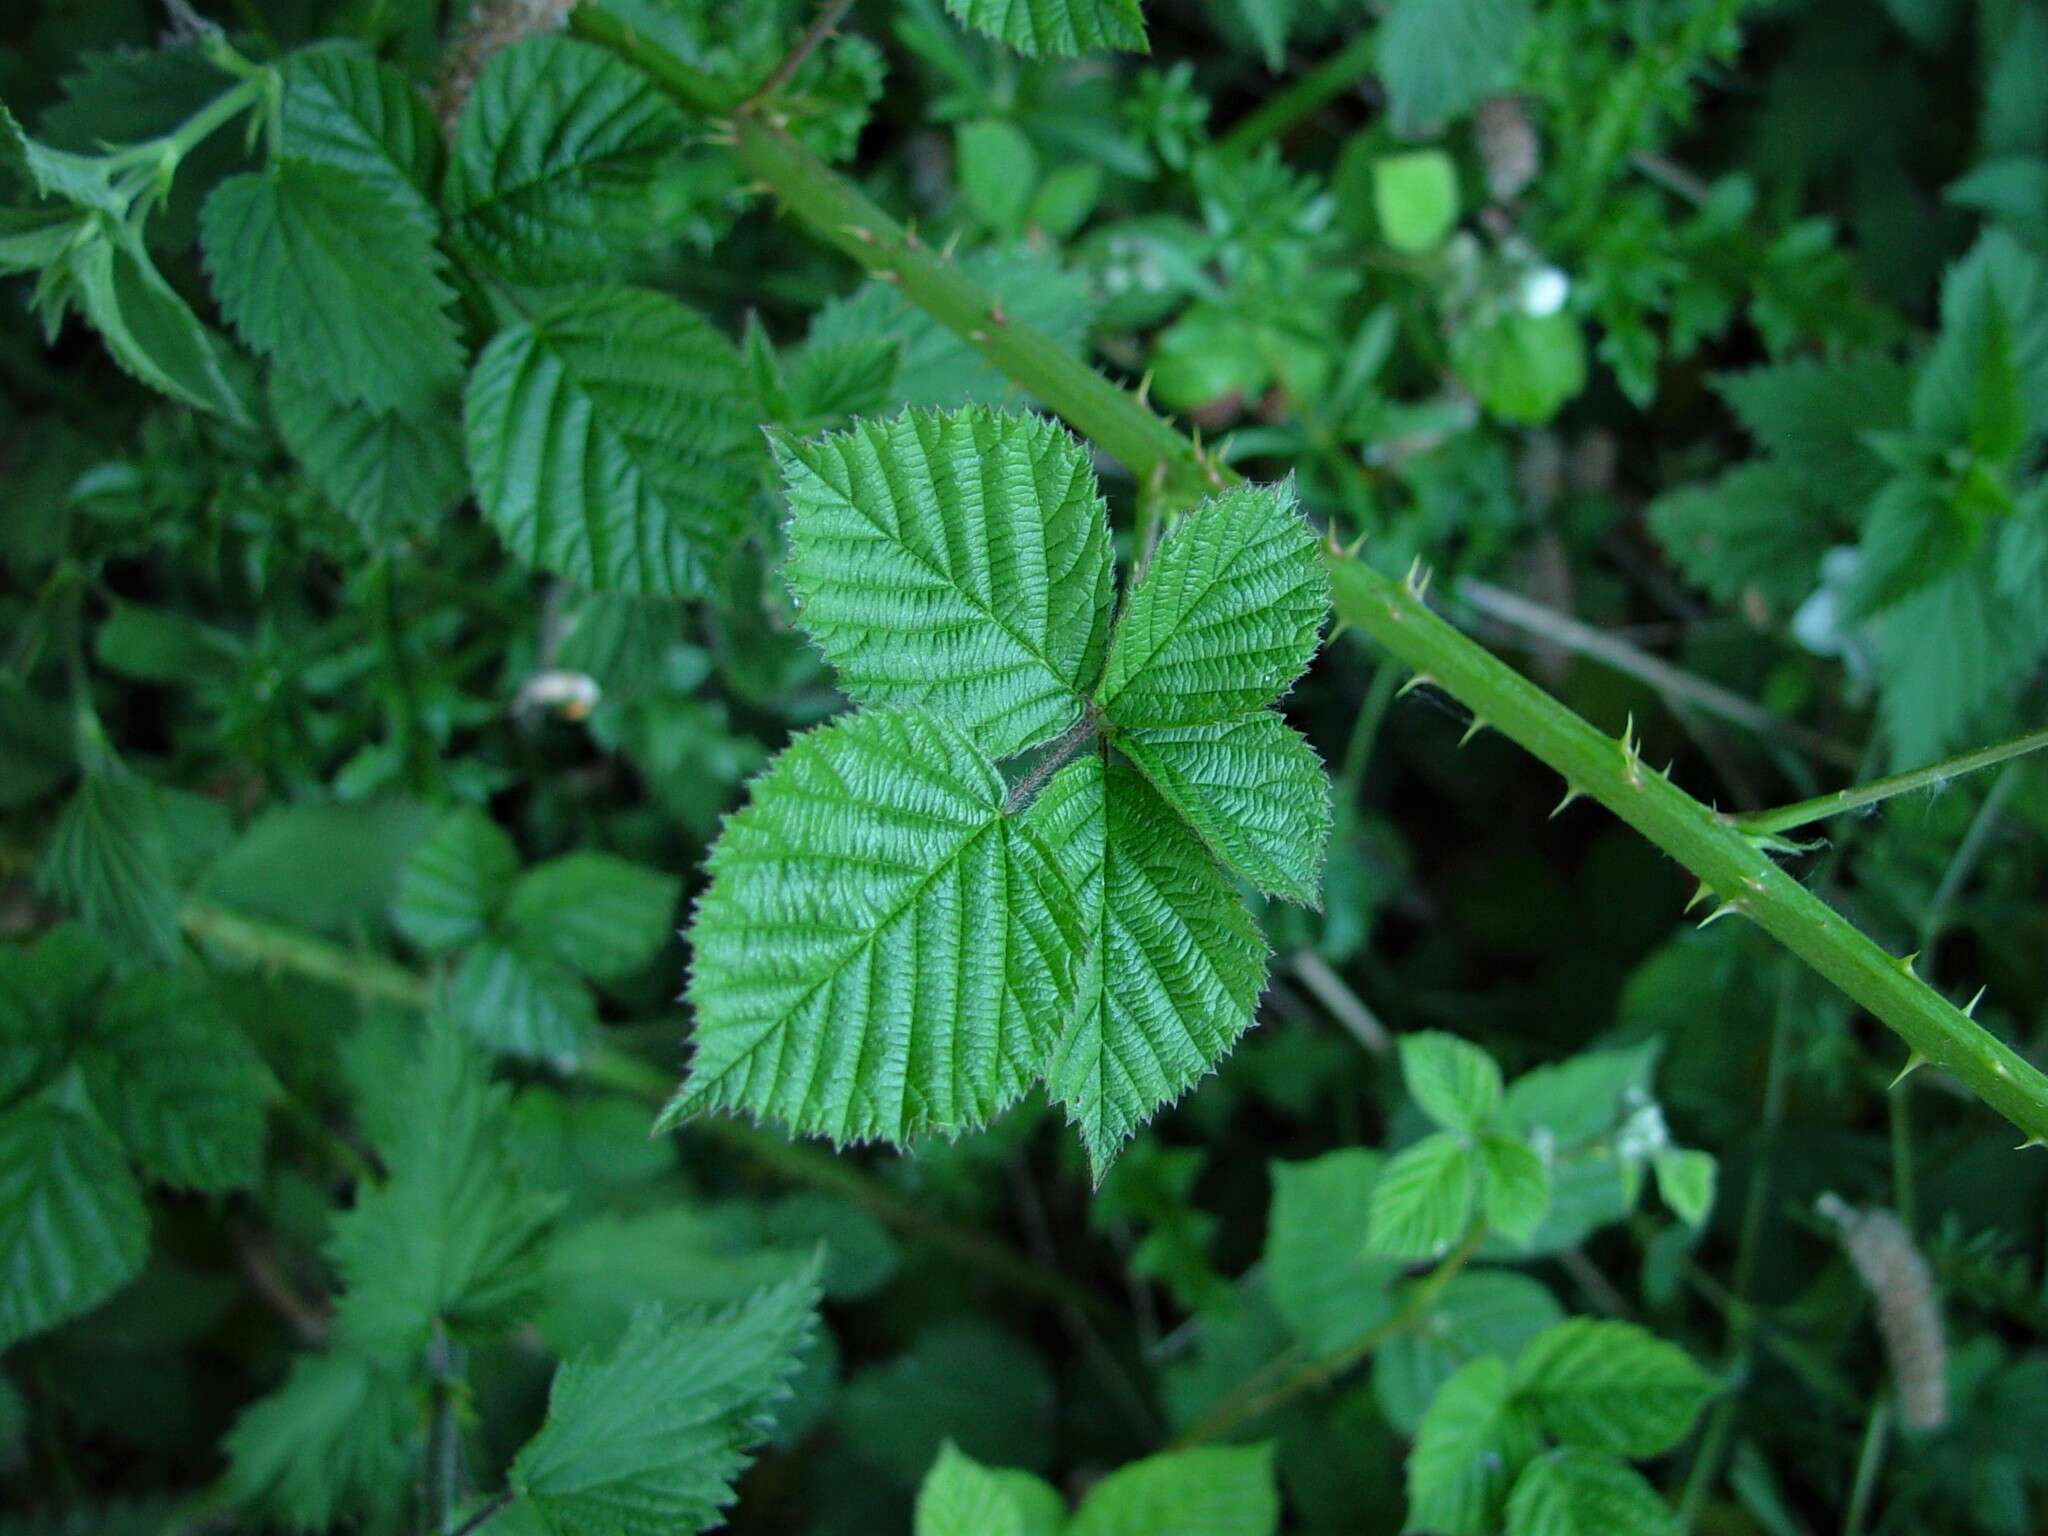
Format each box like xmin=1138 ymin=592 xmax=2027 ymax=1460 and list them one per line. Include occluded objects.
xmin=1964 ymin=985 xmax=1986 ymax=1018
xmin=1458 ymin=716 xmax=1488 ymax=748
xmin=1395 ymin=672 xmax=1435 ymax=699
xmin=1697 ymin=899 xmax=1744 ymax=928
xmin=1890 ymin=1053 xmax=1926 ymax=1090
xmin=1550 ymin=784 xmax=1585 ymax=819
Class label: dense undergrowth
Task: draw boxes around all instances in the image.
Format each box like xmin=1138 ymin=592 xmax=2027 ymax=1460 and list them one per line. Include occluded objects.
xmin=3 ymin=1 xmax=2047 ymax=1533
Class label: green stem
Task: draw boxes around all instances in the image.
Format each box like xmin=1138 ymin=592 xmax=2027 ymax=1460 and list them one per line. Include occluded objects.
xmin=179 ymin=898 xmax=1114 ymax=1324
xmin=576 ymin=9 xmax=2048 ymax=1146
xmin=1216 ymin=32 xmax=1380 ymax=157
xmin=1169 ymin=1221 xmax=1488 ymax=1449
xmin=1842 ymin=1400 xmax=1891 ymax=1536
xmin=1736 ymin=726 xmax=2048 ymax=837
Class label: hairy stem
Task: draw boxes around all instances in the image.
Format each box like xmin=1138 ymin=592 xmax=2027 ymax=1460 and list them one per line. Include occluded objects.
xmin=1736 ymin=725 xmax=2048 ymax=837
xmin=574 ymin=9 xmax=2048 ymax=1144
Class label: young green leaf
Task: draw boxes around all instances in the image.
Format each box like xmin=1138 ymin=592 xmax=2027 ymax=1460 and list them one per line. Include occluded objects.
xmin=221 ymin=1351 xmax=415 ymax=1534
xmin=779 ymin=408 xmax=1114 ymax=760
xmin=0 ymin=1103 xmax=149 ymax=1349
xmin=1096 ymin=480 xmax=1327 ymax=728
xmin=1265 ymin=1150 xmax=1403 ymax=1356
xmin=446 ymin=939 xmax=597 ymax=1064
xmin=1406 ymin=1356 xmax=1543 ymax=1536
xmin=279 ymin=44 xmax=443 ymax=220
xmin=1512 ymin=1319 xmax=1718 ymax=1457
xmin=200 ymin=159 xmax=462 ymax=413
xmin=1503 ymin=1450 xmax=1678 ymax=1536
xmin=1066 ymin=1444 xmax=1280 ymax=1536
xmin=1117 ymin=712 xmax=1332 ymax=905
xmin=915 ymin=1444 xmax=1065 ymax=1536
xmin=502 ymin=853 xmax=680 ymax=982
xmin=78 ymin=969 xmax=267 ymax=1191
xmin=673 ymin=708 xmax=1081 ymax=1146
xmin=37 ymin=769 xmax=181 ymax=966
xmin=464 ymin=287 xmax=754 ymax=597
xmin=444 ymin=35 xmax=684 ymax=281
xmin=392 ymin=807 xmax=520 ymax=954
xmin=59 ymin=224 xmax=252 ymax=424
xmin=943 ymin=0 xmax=1149 ymax=60
xmin=1030 ymin=755 xmax=1269 ymax=1180
xmin=268 ymin=367 xmax=468 ymax=543
xmin=1650 ymin=1148 xmax=1716 ymax=1229
xmin=510 ymin=1270 xmax=820 ymax=1536
xmin=1400 ymin=1032 xmax=1504 ymax=1133
xmin=1367 ymin=1131 xmax=1477 ymax=1260
xmin=1478 ymin=1135 xmax=1550 ymax=1246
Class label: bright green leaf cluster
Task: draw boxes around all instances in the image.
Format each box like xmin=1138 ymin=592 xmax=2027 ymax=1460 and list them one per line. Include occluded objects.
xmin=916 ymin=1441 xmax=1278 ymax=1536
xmin=672 ymin=406 xmax=1330 ymax=1175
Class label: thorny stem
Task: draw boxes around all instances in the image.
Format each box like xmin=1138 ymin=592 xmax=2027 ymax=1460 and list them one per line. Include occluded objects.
xmin=176 ymin=898 xmax=1118 ymax=1326
xmin=1169 ymin=1220 xmax=1489 ymax=1449
xmin=1736 ymin=725 xmax=2048 ymax=838
xmin=574 ymin=4 xmax=2048 ymax=1144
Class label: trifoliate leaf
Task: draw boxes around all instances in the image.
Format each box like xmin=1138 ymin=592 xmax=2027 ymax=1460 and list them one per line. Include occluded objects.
xmin=446 ymin=939 xmax=597 ymax=1065
xmin=78 ymin=969 xmax=266 ymax=1192
xmin=445 ymin=35 xmax=684 ymax=282
xmin=1117 ymin=712 xmax=1332 ymax=905
xmin=464 ymin=287 xmax=754 ymax=597
xmin=1478 ymin=1135 xmax=1550 ymax=1247
xmin=1367 ymin=1131 xmax=1477 ymax=1261
xmin=1512 ymin=1319 xmax=1718 ymax=1457
xmin=221 ymin=1351 xmax=415 ymax=1535
xmin=511 ymin=1271 xmax=820 ymax=1536
xmin=1265 ymin=1150 xmax=1403 ymax=1356
xmin=915 ymin=1444 xmax=1065 ymax=1536
xmin=943 ymin=0 xmax=1149 ymax=59
xmin=327 ymin=1023 xmax=560 ymax=1358
xmin=268 ymin=366 xmax=468 ymax=544
xmin=1377 ymin=0 xmax=1531 ymax=134
xmin=392 ymin=808 xmax=520 ymax=954
xmin=0 ymin=1103 xmax=148 ymax=1349
xmin=279 ymin=44 xmax=442 ymax=220
xmin=1503 ymin=1451 xmax=1678 ymax=1536
xmin=37 ymin=770 xmax=181 ymax=966
xmin=1066 ymin=1444 xmax=1280 ymax=1536
xmin=1399 ymin=1032 xmax=1503 ymax=1133
xmin=1030 ymin=754 xmax=1269 ymax=1179
xmin=503 ymin=853 xmax=680 ymax=982
xmin=200 ymin=159 xmax=462 ymax=413
xmin=1096 ymin=481 xmax=1326 ymax=729
xmin=673 ymin=707 xmax=1082 ymax=1146
xmin=1645 ymin=464 xmax=1834 ymax=613
xmin=780 ymin=407 xmax=1114 ymax=759
xmin=1713 ymin=358 xmax=1911 ymax=509
xmin=1406 ymin=1357 xmax=1543 ymax=1536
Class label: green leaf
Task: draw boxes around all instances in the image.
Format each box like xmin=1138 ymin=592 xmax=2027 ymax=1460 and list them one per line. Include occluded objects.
xmin=37 ymin=770 xmax=181 ymax=966
xmin=943 ymin=0 xmax=1149 ymax=59
xmin=0 ymin=1103 xmax=149 ymax=1349
xmin=95 ymin=603 xmax=242 ymax=685
xmin=1406 ymin=1357 xmax=1543 ymax=1536
xmin=221 ymin=1351 xmax=415 ymax=1535
xmin=915 ymin=1444 xmax=1065 ymax=1536
xmin=779 ymin=407 xmax=1114 ymax=759
xmin=327 ymin=1023 xmax=560 ymax=1358
xmin=1713 ymin=358 xmax=1912 ymax=509
xmin=1645 ymin=464 xmax=1834 ymax=612
xmin=503 ymin=853 xmax=680 ymax=982
xmin=1265 ymin=1150 xmax=1403 ymax=1356
xmin=1914 ymin=230 xmax=2048 ymax=444
xmin=78 ymin=969 xmax=266 ymax=1191
xmin=446 ymin=939 xmax=598 ymax=1065
xmin=465 ymin=287 xmax=754 ymax=597
xmin=1399 ymin=1032 xmax=1503 ymax=1133
xmin=1378 ymin=0 xmax=1531 ymax=134
xmin=445 ymin=35 xmax=685 ymax=281
xmin=957 ymin=119 xmax=1040 ymax=238
xmin=1097 ymin=481 xmax=1327 ymax=729
xmin=279 ymin=44 xmax=442 ymax=219
xmin=1651 ymin=1148 xmax=1716 ymax=1229
xmin=1375 ymin=1271 xmax=1565 ymax=1434
xmin=1478 ymin=1135 xmax=1551 ymax=1247
xmin=392 ymin=808 xmax=520 ymax=954
xmin=1118 ymin=712 xmax=1332 ymax=905
xmin=1031 ymin=754 xmax=1270 ymax=1179
xmin=268 ymin=366 xmax=468 ymax=543
xmin=1367 ymin=1131 xmax=1476 ymax=1261
xmin=200 ymin=159 xmax=462 ymax=413
xmin=1512 ymin=1319 xmax=1718 ymax=1457
xmin=1503 ymin=1451 xmax=1678 ymax=1536
xmin=1452 ymin=311 xmax=1587 ymax=426
xmin=1066 ymin=1444 xmax=1280 ymax=1536
xmin=1872 ymin=548 xmax=2047 ymax=767
xmin=1374 ymin=150 xmax=1460 ymax=254
xmin=672 ymin=708 xmax=1081 ymax=1146
xmin=511 ymin=1271 xmax=820 ymax=1536
xmin=62 ymin=223 xmax=252 ymax=424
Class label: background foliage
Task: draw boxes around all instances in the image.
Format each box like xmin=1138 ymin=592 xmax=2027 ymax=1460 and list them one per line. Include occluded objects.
xmin=3 ymin=0 xmax=2047 ymax=1533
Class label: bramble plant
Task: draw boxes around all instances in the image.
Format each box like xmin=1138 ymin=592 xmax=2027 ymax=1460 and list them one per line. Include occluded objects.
xmin=4 ymin=1 xmax=2048 ymax=1534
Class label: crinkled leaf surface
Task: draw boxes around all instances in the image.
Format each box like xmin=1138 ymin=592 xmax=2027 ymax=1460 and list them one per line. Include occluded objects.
xmin=1511 ymin=1319 xmax=1717 ymax=1457
xmin=1503 ymin=1450 xmax=1677 ymax=1536
xmin=915 ymin=1444 xmax=1065 ymax=1536
xmin=943 ymin=0 xmax=1149 ymax=59
xmin=781 ymin=408 xmax=1113 ymax=759
xmin=672 ymin=708 xmax=1081 ymax=1145
xmin=1066 ymin=1444 xmax=1279 ymax=1536
xmin=279 ymin=43 xmax=442 ymax=219
xmin=0 ymin=1103 xmax=148 ymax=1349
xmin=1406 ymin=1356 xmax=1542 ymax=1536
